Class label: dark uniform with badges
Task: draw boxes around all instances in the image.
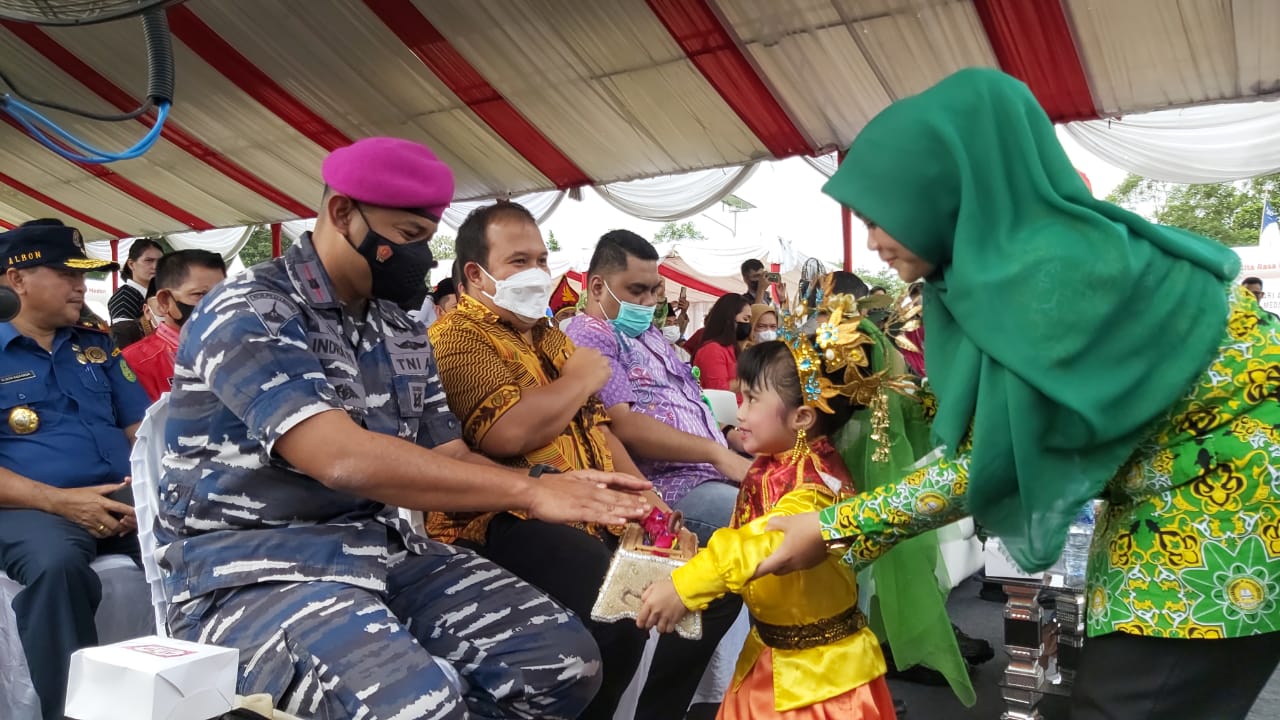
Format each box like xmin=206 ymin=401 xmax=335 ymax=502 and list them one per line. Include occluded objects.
xmin=158 ymin=138 xmax=601 ymax=720
xmin=0 ymin=225 xmax=150 ymax=720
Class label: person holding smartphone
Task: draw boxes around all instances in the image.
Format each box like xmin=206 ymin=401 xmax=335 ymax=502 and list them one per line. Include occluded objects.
xmin=740 ymin=258 xmax=775 ymax=305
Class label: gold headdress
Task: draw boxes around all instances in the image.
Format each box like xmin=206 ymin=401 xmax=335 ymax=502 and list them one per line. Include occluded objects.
xmin=777 ymin=274 xmax=923 ymax=461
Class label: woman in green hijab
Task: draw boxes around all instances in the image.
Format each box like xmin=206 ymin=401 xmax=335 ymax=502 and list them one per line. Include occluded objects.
xmin=756 ymin=68 xmax=1280 ymax=719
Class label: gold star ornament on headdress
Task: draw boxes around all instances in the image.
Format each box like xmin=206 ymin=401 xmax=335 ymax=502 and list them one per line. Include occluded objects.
xmin=777 ymin=274 xmax=923 ymax=460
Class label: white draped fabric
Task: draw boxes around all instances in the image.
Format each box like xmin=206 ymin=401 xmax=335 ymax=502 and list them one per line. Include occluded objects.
xmin=85 ymin=226 xmax=256 ymax=264
xmin=665 ymin=237 xmax=802 ymax=280
xmin=1064 ymin=100 xmax=1280 ymax=184
xmin=663 ymin=238 xmax=805 ymax=299
xmin=164 ymin=226 xmax=257 ymax=258
xmin=5 ymin=1 xmax=1280 ymax=241
xmin=442 ymin=190 xmax=566 ymax=230
xmin=594 ymin=164 xmax=758 ymax=222
xmin=84 ymin=239 xmax=120 ymax=264
xmin=281 ymin=219 xmax=317 ymax=244
xmin=802 ymin=153 xmax=838 ymax=179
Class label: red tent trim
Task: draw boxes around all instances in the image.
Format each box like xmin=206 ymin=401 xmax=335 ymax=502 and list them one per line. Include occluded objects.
xmin=646 ymin=0 xmax=813 ymax=158
xmin=366 ymin=0 xmax=594 ymax=190
xmin=167 ymin=5 xmax=352 ymax=153
xmin=973 ymin=0 xmax=1098 ymax=123
xmin=3 ymin=21 xmax=313 ymax=218
xmin=2 ymin=114 xmax=214 ymax=231
xmin=658 ymin=263 xmax=728 ymax=298
xmin=0 ymin=169 xmax=125 ymax=237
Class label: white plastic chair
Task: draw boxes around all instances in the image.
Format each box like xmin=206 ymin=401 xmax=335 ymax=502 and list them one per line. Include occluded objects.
xmin=0 ymin=555 xmax=151 ymax=720
xmin=128 ymin=393 xmax=172 ymax=636
xmin=702 ymin=389 xmax=740 ymax=427
xmin=0 ymin=403 xmax=160 ymax=720
xmin=130 ymin=395 xmax=465 ymax=694
xmin=937 ymin=518 xmax=985 ymax=588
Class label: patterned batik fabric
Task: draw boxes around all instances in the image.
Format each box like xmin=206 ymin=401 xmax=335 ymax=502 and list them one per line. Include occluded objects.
xmin=1087 ymin=285 xmax=1280 ymax=639
xmin=426 ymin=294 xmax=616 ymax=545
xmin=564 ymin=314 xmax=726 ymax=505
xmin=820 ymin=285 xmax=1280 ymax=640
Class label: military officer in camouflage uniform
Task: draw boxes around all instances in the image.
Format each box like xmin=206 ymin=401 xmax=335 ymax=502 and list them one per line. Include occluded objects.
xmin=0 ymin=223 xmax=150 ymax=720
xmin=157 ymin=137 xmax=651 ymax=720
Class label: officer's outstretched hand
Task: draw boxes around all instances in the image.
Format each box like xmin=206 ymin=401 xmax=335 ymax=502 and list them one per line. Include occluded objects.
xmin=52 ymin=480 xmax=137 ymax=538
xmin=527 ymin=470 xmax=652 ymax=526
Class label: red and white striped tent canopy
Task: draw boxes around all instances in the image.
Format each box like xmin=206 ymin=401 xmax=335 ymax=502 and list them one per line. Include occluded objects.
xmin=0 ymin=0 xmax=1277 ymax=241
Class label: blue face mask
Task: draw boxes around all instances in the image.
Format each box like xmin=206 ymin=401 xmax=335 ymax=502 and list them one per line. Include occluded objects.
xmin=605 ymin=281 xmax=656 ymax=338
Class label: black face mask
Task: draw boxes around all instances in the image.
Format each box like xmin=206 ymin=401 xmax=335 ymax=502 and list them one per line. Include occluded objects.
xmin=351 ymin=207 xmax=436 ymax=306
xmin=172 ymin=299 xmax=196 ymax=327
xmin=735 ymin=321 xmax=752 ymax=341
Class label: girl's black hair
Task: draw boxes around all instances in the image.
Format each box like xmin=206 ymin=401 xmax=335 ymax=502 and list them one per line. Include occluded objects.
xmin=736 ymin=340 xmax=857 ymax=437
xmin=122 ymin=238 xmax=164 ymax=281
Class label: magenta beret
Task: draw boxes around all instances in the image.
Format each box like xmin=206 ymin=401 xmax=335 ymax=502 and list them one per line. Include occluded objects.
xmin=321 ymin=137 xmax=454 ymax=220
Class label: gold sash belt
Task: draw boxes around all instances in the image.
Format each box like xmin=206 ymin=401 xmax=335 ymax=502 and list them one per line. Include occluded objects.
xmin=751 ymin=605 xmax=867 ymax=650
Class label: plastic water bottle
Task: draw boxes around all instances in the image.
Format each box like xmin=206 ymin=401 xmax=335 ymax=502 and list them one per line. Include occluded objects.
xmin=1059 ymin=503 xmax=1096 ymax=588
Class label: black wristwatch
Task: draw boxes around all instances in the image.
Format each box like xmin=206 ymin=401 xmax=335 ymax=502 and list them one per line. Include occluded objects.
xmin=528 ymin=464 xmax=561 ymax=478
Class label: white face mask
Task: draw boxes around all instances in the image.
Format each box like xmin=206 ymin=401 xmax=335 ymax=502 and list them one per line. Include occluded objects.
xmin=661 ymin=325 xmax=682 ymax=344
xmin=754 ymin=329 xmax=777 ymax=343
xmin=480 ymin=266 xmax=554 ymax=323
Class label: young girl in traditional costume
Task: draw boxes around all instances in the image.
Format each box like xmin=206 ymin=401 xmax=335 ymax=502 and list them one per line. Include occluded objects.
xmin=637 ymin=290 xmax=900 ymax=719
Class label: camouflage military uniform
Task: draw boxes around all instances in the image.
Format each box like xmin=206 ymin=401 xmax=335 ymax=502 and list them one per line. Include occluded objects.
xmin=157 ymin=233 xmax=601 ymax=720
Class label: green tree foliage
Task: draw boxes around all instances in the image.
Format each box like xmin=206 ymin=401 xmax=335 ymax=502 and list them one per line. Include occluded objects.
xmin=429 ymin=234 xmax=457 ymax=261
xmin=853 ymin=266 xmax=908 ymax=297
xmin=1106 ymin=173 xmax=1280 ymax=247
xmin=237 ymin=226 xmax=283 ymax=268
xmin=546 ymin=230 xmax=562 ymax=252
xmin=654 ymin=221 xmax=706 ymax=244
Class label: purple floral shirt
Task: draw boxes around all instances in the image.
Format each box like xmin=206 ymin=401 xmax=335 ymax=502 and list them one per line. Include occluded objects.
xmin=565 ymin=314 xmax=727 ymax=504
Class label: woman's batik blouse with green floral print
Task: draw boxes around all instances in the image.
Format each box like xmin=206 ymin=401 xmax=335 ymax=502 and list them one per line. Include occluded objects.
xmin=819 ymin=285 xmax=1280 ymax=640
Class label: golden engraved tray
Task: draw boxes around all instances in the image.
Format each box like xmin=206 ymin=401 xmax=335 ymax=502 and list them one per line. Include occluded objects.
xmin=589 ymin=523 xmax=702 ymax=640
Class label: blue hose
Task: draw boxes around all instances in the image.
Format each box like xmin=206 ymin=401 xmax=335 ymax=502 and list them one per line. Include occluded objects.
xmin=3 ymin=97 xmax=169 ymax=164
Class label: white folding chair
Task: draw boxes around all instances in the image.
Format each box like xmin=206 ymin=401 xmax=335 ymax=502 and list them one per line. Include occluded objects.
xmin=128 ymin=393 xmax=172 ymax=636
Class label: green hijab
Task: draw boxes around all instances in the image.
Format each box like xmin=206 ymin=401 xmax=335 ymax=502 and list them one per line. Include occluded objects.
xmin=823 ymin=68 xmax=1239 ymax=570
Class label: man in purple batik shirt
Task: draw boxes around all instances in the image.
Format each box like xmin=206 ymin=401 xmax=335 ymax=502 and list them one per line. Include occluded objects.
xmin=566 ymin=230 xmax=750 ymax=544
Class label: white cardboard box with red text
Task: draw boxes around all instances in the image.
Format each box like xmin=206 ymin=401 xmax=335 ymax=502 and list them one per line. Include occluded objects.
xmin=64 ymin=635 xmax=236 ymax=720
